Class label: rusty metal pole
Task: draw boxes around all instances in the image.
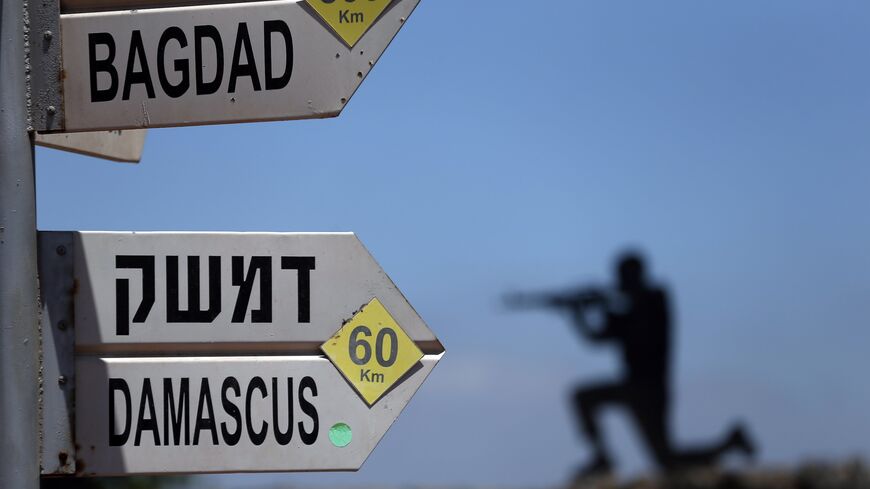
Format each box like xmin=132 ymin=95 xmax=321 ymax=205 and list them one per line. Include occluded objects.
xmin=0 ymin=0 xmax=41 ymax=484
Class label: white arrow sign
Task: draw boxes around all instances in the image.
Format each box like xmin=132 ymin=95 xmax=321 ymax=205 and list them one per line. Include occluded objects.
xmin=76 ymin=355 xmax=439 ymax=476
xmin=69 ymin=232 xmax=440 ymax=353
xmin=38 ymin=231 xmax=443 ymax=476
xmin=35 ymin=129 xmax=146 ymax=162
xmin=57 ymin=0 xmax=419 ymax=132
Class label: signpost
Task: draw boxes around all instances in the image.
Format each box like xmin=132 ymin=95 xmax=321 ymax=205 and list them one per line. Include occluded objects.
xmin=39 ymin=232 xmax=443 ymax=476
xmin=3 ymin=0 xmax=436 ymax=482
xmin=0 ymin=0 xmax=39 ymax=487
xmin=50 ymin=0 xmax=420 ymax=132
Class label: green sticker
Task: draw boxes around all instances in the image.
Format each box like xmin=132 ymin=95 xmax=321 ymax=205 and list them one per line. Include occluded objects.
xmin=329 ymin=423 xmax=352 ymax=448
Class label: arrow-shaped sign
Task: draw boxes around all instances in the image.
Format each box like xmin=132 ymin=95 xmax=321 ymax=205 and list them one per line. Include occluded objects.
xmin=35 ymin=129 xmax=146 ymax=162
xmin=53 ymin=0 xmax=419 ymax=132
xmin=39 ymin=232 xmax=443 ymax=476
xmin=75 ymin=355 xmax=440 ymax=475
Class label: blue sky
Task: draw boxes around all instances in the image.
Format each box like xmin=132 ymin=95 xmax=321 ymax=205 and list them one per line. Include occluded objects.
xmin=36 ymin=1 xmax=870 ymax=487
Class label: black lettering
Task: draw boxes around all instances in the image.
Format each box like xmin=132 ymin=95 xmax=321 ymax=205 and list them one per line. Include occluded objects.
xmin=193 ymin=378 xmax=218 ymax=445
xmin=163 ymin=378 xmax=190 ymax=446
xmin=376 ymin=328 xmax=398 ymax=367
xmin=109 ymin=378 xmax=131 ymax=447
xmin=264 ymin=20 xmax=293 ymax=91
xmin=232 ymin=256 xmax=272 ymax=323
xmin=221 ymin=377 xmax=242 ymax=446
xmin=134 ymin=379 xmax=160 ymax=446
xmin=122 ymin=30 xmax=156 ymax=100
xmin=281 ymin=257 xmax=315 ymax=323
xmin=167 ymin=256 xmax=221 ymax=323
xmin=88 ymin=33 xmax=118 ymax=102
xmin=115 ymin=278 xmax=130 ymax=336
xmin=115 ymin=255 xmax=155 ymax=336
xmin=272 ymin=377 xmax=293 ymax=445
xmin=246 ymin=376 xmax=268 ymax=445
xmin=228 ymin=23 xmax=261 ymax=93
xmin=157 ymin=26 xmax=190 ymax=98
xmin=298 ymin=376 xmax=318 ymax=445
xmin=194 ymin=25 xmax=224 ymax=95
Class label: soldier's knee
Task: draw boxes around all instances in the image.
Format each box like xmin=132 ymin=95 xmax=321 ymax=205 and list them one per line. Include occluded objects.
xmin=647 ymin=442 xmax=675 ymax=469
xmin=573 ymin=388 xmax=593 ymax=410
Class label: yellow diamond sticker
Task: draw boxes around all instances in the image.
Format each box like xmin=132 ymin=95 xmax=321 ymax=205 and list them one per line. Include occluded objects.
xmin=321 ymin=298 xmax=423 ymax=406
xmin=305 ymin=0 xmax=392 ymax=48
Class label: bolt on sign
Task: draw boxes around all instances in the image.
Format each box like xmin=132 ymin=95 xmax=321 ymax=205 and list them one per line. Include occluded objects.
xmin=38 ymin=232 xmax=444 ymax=476
xmin=52 ymin=0 xmax=419 ymax=132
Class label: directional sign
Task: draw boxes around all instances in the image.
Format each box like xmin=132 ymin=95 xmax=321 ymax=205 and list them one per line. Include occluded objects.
xmin=68 ymin=232 xmax=440 ymax=352
xmin=55 ymin=0 xmax=420 ymax=132
xmin=76 ymin=355 xmax=439 ymax=475
xmin=35 ymin=129 xmax=146 ymax=162
xmin=38 ymin=231 xmax=444 ymax=476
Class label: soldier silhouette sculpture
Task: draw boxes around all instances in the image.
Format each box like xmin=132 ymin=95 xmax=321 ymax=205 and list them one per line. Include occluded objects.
xmin=506 ymin=252 xmax=756 ymax=478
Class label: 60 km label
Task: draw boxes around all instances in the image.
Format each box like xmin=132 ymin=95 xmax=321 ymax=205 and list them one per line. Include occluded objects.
xmin=320 ymin=299 xmax=423 ymax=405
xmin=349 ymin=325 xmax=399 ymax=384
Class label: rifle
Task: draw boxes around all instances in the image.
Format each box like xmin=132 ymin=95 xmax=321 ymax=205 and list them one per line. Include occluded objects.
xmin=504 ymin=287 xmax=618 ymax=340
xmin=502 ymin=287 xmax=607 ymax=311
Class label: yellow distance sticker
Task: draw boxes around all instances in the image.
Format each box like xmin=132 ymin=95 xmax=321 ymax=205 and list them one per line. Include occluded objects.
xmin=305 ymin=0 xmax=392 ymax=48
xmin=321 ymin=298 xmax=423 ymax=406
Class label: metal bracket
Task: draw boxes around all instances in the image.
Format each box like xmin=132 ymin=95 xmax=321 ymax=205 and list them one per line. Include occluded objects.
xmin=38 ymin=232 xmax=76 ymax=475
xmin=28 ymin=0 xmax=64 ymax=132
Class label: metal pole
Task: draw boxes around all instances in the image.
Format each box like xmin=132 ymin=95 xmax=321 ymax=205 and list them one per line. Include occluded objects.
xmin=0 ymin=0 xmax=40 ymax=483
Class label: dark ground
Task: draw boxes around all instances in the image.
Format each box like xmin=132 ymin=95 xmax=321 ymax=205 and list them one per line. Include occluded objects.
xmin=567 ymin=461 xmax=870 ymax=489
xmin=38 ymin=461 xmax=870 ymax=489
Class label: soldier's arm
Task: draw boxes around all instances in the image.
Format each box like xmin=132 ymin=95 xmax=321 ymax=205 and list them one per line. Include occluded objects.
xmin=571 ymin=304 xmax=615 ymax=342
